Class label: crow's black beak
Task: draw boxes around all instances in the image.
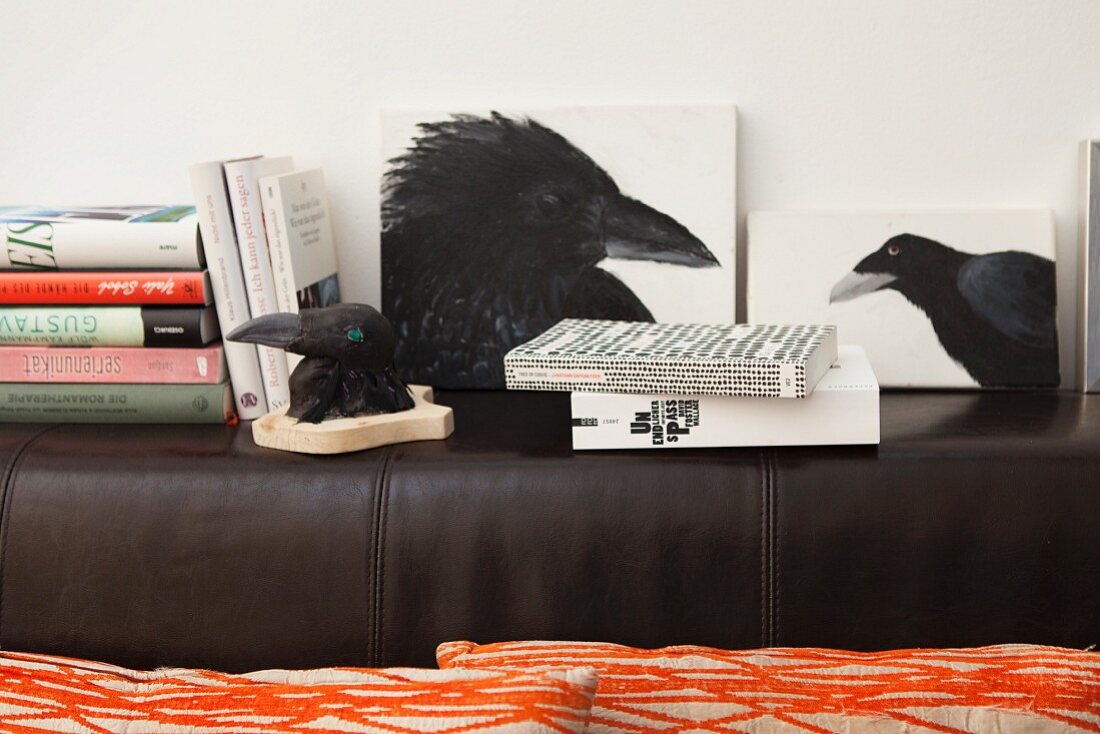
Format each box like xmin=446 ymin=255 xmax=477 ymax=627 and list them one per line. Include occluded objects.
xmin=602 ymin=195 xmax=719 ymax=268
xmin=226 ymin=312 xmax=302 ymax=348
xmin=829 ymin=270 xmax=898 ymax=304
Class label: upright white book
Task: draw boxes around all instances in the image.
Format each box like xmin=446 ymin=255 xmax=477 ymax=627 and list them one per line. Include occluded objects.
xmin=223 ymin=156 xmax=294 ymax=411
xmin=257 ymin=168 xmax=341 ymax=314
xmin=570 ymin=345 xmax=879 ymax=450
xmin=187 ymin=161 xmax=267 ymax=420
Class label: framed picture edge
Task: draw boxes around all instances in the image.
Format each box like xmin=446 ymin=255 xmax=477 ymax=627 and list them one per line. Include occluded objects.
xmin=1079 ymin=140 xmax=1100 ymax=392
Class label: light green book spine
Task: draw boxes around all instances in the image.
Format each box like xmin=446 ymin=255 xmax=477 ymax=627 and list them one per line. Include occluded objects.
xmin=0 ymin=382 xmax=233 ymax=423
xmin=0 ymin=306 xmax=144 ymax=346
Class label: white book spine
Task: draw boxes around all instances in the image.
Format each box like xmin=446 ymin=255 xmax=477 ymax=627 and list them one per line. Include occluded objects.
xmin=258 ymin=178 xmax=297 ymax=316
xmin=224 ymin=158 xmax=293 ymax=411
xmin=257 ymin=177 xmax=303 ymax=373
xmin=187 ymin=162 xmax=267 ymax=420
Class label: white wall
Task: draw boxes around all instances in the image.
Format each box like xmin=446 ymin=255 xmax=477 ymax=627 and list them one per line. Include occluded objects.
xmin=2 ymin=0 xmax=1098 ymax=386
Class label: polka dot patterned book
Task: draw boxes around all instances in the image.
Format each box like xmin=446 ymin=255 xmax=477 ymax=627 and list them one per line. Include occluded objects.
xmin=503 ymin=320 xmax=838 ymax=398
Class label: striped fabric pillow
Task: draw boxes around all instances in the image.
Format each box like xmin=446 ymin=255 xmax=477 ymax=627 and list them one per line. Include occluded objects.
xmin=437 ymin=641 xmax=1100 ymax=733
xmin=0 ymin=650 xmax=597 ymax=733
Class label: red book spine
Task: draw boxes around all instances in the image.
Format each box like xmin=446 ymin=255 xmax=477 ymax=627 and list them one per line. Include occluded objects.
xmin=0 ymin=344 xmax=227 ymax=384
xmin=0 ymin=271 xmax=210 ymax=305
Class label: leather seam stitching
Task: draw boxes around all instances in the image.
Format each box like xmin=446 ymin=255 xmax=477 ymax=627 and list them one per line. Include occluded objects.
xmin=761 ymin=448 xmax=777 ymax=647
xmin=0 ymin=425 xmax=62 ymax=645
xmin=377 ymin=448 xmax=392 ymax=666
xmin=369 ymin=446 xmax=395 ymax=666
xmin=759 ymin=448 xmax=768 ymax=647
xmin=767 ymin=448 xmax=775 ymax=646
xmin=771 ymin=449 xmax=780 ymax=646
xmin=368 ymin=449 xmax=383 ymax=664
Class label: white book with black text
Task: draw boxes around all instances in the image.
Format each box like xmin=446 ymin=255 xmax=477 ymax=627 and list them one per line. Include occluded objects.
xmin=570 ymin=345 xmax=878 ymax=449
xmin=257 ymin=168 xmax=341 ymax=315
xmin=258 ymin=168 xmax=341 ymax=373
xmin=188 ymin=161 xmax=267 ymax=420
xmin=224 ymin=155 xmax=294 ymax=411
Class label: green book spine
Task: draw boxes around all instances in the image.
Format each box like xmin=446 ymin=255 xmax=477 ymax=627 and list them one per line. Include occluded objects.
xmin=0 ymin=306 xmax=215 ymax=347
xmin=0 ymin=382 xmax=234 ymax=423
xmin=0 ymin=306 xmax=143 ymax=346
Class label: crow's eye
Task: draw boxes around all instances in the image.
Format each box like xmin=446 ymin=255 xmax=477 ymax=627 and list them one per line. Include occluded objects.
xmin=346 ymin=327 xmax=364 ymax=343
xmin=887 ymin=244 xmax=901 ymax=256
xmin=534 ymin=192 xmax=570 ymax=220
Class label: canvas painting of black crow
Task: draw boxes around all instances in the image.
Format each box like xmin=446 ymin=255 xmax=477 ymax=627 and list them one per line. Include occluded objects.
xmin=381 ymin=107 xmax=737 ymax=389
xmin=829 ymin=234 xmax=1059 ymax=387
xmin=747 ymin=210 xmax=1060 ymax=388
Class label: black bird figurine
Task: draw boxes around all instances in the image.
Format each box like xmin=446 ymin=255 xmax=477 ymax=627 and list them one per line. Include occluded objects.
xmin=829 ymin=233 xmax=1059 ymax=387
xmin=227 ymin=304 xmax=415 ymax=423
xmin=382 ymin=112 xmax=721 ymax=389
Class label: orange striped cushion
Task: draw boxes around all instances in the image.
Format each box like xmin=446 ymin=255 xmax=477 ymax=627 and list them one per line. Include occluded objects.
xmin=0 ymin=650 xmax=597 ymax=733
xmin=437 ymin=641 xmax=1100 ymax=733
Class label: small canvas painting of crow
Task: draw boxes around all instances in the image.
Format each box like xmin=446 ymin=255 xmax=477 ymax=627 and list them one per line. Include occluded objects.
xmin=381 ymin=107 xmax=737 ymax=389
xmin=746 ymin=210 xmax=1060 ymax=389
xmin=830 ymin=234 xmax=1059 ymax=387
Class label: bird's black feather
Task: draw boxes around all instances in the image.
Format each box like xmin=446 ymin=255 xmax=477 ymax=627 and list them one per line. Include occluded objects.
xmin=335 ymin=366 xmax=416 ymax=418
xmin=287 ymin=357 xmax=341 ymax=423
xmin=956 ymin=252 xmax=1057 ymax=349
xmin=563 ymin=268 xmax=654 ymax=321
xmin=382 ymin=112 xmax=719 ymax=389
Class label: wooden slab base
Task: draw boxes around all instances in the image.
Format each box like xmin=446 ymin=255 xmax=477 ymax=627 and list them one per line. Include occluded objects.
xmin=251 ymin=384 xmax=454 ymax=454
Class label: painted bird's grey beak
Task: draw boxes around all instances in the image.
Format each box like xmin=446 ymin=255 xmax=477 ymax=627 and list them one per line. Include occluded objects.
xmin=226 ymin=312 xmax=302 ymax=348
xmin=829 ymin=271 xmax=898 ymax=304
xmin=603 ymin=194 xmax=719 ymax=268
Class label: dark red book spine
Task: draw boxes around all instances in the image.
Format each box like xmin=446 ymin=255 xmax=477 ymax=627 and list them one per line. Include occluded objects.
xmin=0 ymin=271 xmax=211 ymax=305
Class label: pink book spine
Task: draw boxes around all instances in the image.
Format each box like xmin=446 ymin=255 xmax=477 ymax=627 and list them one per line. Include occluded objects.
xmin=0 ymin=344 xmax=227 ymax=384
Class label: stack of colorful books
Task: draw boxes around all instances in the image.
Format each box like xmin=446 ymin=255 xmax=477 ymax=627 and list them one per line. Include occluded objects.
xmin=504 ymin=320 xmax=880 ymax=449
xmin=0 ymin=206 xmax=234 ymax=423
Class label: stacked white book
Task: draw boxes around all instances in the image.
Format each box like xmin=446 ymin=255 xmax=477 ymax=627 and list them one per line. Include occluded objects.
xmin=571 ymin=346 xmax=878 ymax=449
xmin=504 ymin=320 xmax=879 ymax=450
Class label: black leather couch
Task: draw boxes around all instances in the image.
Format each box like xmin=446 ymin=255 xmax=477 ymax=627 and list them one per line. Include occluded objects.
xmin=0 ymin=390 xmax=1096 ymax=673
